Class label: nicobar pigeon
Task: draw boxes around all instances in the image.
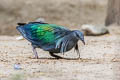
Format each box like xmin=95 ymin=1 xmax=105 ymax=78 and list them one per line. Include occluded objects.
xmin=16 ymin=22 xmax=85 ymax=59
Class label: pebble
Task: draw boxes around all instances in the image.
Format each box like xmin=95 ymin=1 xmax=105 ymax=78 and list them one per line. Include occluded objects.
xmin=14 ymin=63 xmax=22 ymax=70
xmin=16 ymin=36 xmax=24 ymax=40
xmin=35 ymin=18 xmax=45 ymax=23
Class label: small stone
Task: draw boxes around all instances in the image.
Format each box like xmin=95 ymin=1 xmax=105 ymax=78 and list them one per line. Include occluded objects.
xmin=14 ymin=63 xmax=22 ymax=70
xmin=81 ymin=24 xmax=109 ymax=36
xmin=35 ymin=18 xmax=45 ymax=23
xmin=16 ymin=36 xmax=24 ymax=40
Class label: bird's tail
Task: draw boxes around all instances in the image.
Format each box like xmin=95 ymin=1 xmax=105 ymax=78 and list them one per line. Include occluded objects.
xmin=16 ymin=23 xmax=35 ymax=43
xmin=16 ymin=23 xmax=26 ymax=38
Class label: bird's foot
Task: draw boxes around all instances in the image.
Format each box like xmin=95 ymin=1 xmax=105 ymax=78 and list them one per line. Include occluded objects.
xmin=34 ymin=56 xmax=39 ymax=59
xmin=29 ymin=56 xmax=39 ymax=59
xmin=76 ymin=56 xmax=82 ymax=60
xmin=55 ymin=56 xmax=63 ymax=59
xmin=49 ymin=52 xmax=63 ymax=59
xmin=52 ymin=55 xmax=63 ymax=59
xmin=77 ymin=57 xmax=82 ymax=60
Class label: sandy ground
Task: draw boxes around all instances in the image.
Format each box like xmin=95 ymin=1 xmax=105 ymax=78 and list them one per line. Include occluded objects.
xmin=0 ymin=26 xmax=120 ymax=80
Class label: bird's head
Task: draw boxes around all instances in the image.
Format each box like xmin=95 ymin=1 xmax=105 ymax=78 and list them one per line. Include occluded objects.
xmin=73 ymin=30 xmax=85 ymax=45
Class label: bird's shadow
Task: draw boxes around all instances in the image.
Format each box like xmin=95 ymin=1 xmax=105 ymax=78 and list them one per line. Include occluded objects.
xmin=29 ymin=57 xmax=81 ymax=60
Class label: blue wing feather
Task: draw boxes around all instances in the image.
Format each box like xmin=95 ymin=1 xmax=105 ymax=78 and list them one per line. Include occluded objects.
xmin=17 ymin=22 xmax=71 ymax=51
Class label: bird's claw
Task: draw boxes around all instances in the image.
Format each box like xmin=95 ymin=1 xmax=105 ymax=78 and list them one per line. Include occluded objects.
xmin=34 ymin=56 xmax=39 ymax=59
xmin=29 ymin=56 xmax=39 ymax=59
xmin=76 ymin=56 xmax=82 ymax=60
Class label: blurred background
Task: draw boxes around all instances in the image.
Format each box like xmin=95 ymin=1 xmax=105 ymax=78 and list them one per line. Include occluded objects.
xmin=0 ymin=0 xmax=107 ymax=35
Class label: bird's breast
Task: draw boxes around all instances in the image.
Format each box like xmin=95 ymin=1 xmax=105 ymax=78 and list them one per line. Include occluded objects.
xmin=65 ymin=40 xmax=78 ymax=51
xmin=47 ymin=39 xmax=78 ymax=53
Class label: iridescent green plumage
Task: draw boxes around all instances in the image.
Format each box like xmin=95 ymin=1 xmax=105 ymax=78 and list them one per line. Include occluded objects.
xmin=18 ymin=22 xmax=70 ymax=46
xmin=29 ymin=23 xmax=70 ymax=44
xmin=31 ymin=24 xmax=55 ymax=43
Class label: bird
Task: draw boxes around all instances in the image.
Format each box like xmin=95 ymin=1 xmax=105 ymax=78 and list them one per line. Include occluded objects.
xmin=16 ymin=21 xmax=85 ymax=59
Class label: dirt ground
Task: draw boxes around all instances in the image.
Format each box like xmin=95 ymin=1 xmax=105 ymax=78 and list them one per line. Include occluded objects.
xmin=0 ymin=26 xmax=120 ymax=80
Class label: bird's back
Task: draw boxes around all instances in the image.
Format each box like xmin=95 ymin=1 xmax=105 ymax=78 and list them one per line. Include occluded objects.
xmin=16 ymin=22 xmax=71 ymax=51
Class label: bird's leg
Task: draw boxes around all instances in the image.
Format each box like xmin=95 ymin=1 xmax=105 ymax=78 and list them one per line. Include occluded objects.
xmin=77 ymin=49 xmax=80 ymax=59
xmin=75 ymin=44 xmax=81 ymax=59
xmin=32 ymin=46 xmax=39 ymax=59
xmin=49 ymin=52 xmax=63 ymax=59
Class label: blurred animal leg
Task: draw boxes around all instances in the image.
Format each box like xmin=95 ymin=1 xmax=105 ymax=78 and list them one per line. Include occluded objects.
xmin=49 ymin=52 xmax=63 ymax=59
xmin=32 ymin=46 xmax=39 ymax=59
xmin=75 ymin=44 xmax=81 ymax=59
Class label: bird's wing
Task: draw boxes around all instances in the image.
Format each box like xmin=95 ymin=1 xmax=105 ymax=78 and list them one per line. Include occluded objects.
xmin=17 ymin=22 xmax=70 ymax=50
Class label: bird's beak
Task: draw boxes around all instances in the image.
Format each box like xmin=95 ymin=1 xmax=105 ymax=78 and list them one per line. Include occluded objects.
xmin=82 ymin=40 xmax=85 ymax=45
